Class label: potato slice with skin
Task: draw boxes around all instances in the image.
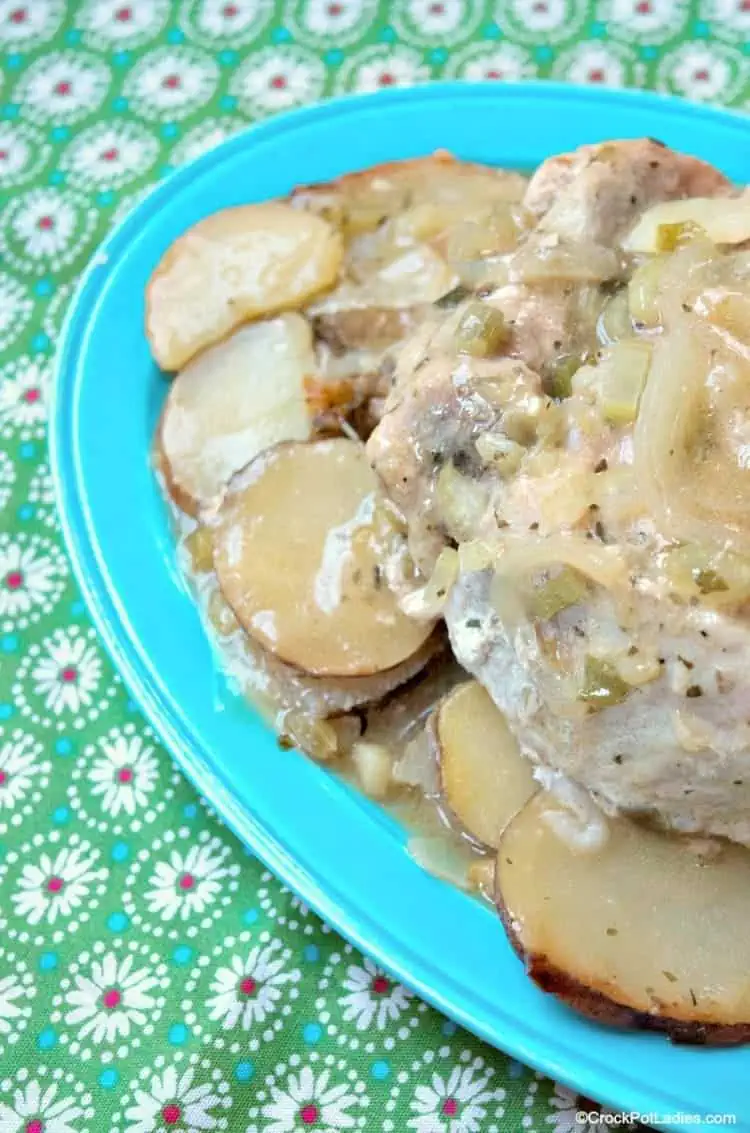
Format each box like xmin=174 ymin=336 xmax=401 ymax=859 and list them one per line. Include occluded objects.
xmin=497 ymin=792 xmax=750 ymax=1044
xmin=158 ymin=314 xmax=314 ymax=517
xmin=435 ymin=681 xmax=536 ymax=849
xmin=231 ymin=614 xmax=444 ymax=717
xmin=213 ymin=438 xmax=435 ymax=678
xmin=291 ymin=154 xmax=527 ymax=230
xmin=147 ymin=202 xmax=343 ymax=370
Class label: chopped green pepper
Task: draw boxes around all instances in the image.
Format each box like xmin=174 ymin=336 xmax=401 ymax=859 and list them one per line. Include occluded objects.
xmin=435 ymin=284 xmax=473 ymax=309
xmin=525 ymin=567 xmax=590 ymax=621
xmin=579 ymin=656 xmax=631 ymax=709
xmin=542 ymin=355 xmax=581 ymax=400
xmin=692 ymin=568 xmax=729 ymax=595
xmin=655 ymin=220 xmax=703 ymax=253
xmin=454 ymin=302 xmax=510 ymax=358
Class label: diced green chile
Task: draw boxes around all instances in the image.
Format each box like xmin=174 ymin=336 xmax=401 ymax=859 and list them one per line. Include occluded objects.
xmin=579 ymin=656 xmax=631 ymax=709
xmin=693 ymin=568 xmax=729 ymax=595
xmin=436 ymin=284 xmax=473 ymax=309
xmin=542 ymin=355 xmax=582 ymax=400
xmin=454 ymin=303 xmax=510 ymax=357
xmin=525 ymin=567 xmax=590 ymax=621
xmin=654 ymin=220 xmax=703 ymax=253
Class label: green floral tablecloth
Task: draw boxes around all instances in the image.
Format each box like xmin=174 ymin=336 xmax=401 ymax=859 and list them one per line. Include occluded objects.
xmin=0 ymin=2 xmax=748 ymax=1130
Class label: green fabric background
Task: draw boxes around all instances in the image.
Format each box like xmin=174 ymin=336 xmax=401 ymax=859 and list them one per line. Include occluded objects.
xmin=0 ymin=2 xmax=748 ymax=1130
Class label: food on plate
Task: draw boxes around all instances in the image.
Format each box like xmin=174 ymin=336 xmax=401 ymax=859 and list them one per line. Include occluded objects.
xmin=146 ymin=202 xmax=343 ymax=369
xmin=368 ymin=139 xmax=750 ymax=847
xmin=151 ymin=139 xmax=750 ymax=1042
xmin=496 ymin=792 xmax=750 ymax=1043
xmin=157 ymin=315 xmax=314 ymax=515
xmin=434 ymin=680 xmax=536 ymax=849
xmin=212 ymin=438 xmax=434 ymax=677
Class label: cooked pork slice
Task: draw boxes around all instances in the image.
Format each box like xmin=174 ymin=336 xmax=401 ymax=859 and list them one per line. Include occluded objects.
xmin=368 ymin=140 xmax=750 ymax=845
xmin=448 ymin=570 xmax=750 ymax=846
xmin=524 ymin=138 xmax=731 ymax=244
xmin=368 ymin=311 xmax=546 ymax=570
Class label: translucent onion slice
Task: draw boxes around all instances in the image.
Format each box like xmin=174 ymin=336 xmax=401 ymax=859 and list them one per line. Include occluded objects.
xmin=508 ymin=238 xmax=621 ymax=285
xmin=491 ymin=534 xmax=628 ymax=591
xmin=635 ymin=320 xmax=750 ymax=555
xmin=624 ymin=191 xmax=750 ymax=254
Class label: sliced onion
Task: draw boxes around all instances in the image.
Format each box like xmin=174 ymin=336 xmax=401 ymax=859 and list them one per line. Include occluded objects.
xmin=400 ymin=548 xmax=459 ymax=620
xmin=597 ymin=287 xmax=634 ymax=345
xmin=508 ymin=237 xmax=621 ymax=285
xmin=635 ymin=318 xmax=750 ymax=555
xmin=624 ymin=191 xmax=750 ymax=254
xmin=491 ymin=534 xmax=628 ymax=591
xmin=392 ymin=729 xmax=439 ymax=794
xmin=407 ymin=833 xmax=477 ymax=890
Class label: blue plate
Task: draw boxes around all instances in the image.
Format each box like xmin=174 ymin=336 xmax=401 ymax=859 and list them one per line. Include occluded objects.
xmin=52 ymin=83 xmax=750 ymax=1130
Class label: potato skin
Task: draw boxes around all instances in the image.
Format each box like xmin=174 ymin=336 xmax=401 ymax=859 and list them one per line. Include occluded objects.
xmin=495 ymin=891 xmax=750 ymax=1047
xmin=430 ymin=695 xmax=492 ymax=853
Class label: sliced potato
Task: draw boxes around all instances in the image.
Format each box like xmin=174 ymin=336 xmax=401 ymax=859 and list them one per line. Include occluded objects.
xmin=209 ymin=580 xmax=443 ymax=716
xmin=292 ymin=154 xmax=527 ymax=235
xmin=158 ymin=315 xmax=314 ymax=516
xmin=624 ymin=191 xmax=750 ymax=254
xmin=497 ymin=792 xmax=750 ymax=1044
xmin=434 ymin=681 xmax=536 ymax=849
xmin=213 ymin=438 xmax=434 ymax=677
xmin=298 ymin=155 xmax=525 ymax=315
xmin=309 ymin=245 xmax=457 ymax=315
xmin=147 ymin=202 xmax=343 ymax=370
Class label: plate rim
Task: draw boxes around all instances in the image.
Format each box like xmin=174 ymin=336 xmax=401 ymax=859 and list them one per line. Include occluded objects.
xmin=50 ymin=81 xmax=750 ymax=1129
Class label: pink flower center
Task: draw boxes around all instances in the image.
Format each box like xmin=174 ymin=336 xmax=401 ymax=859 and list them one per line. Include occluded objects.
xmin=371 ymin=975 xmax=390 ymax=995
xmin=486 ymin=69 xmax=503 ymax=79
xmin=161 ymin=1105 xmax=181 ymax=1126
xmin=588 ymin=68 xmax=605 ymax=82
xmin=270 ymin=74 xmax=287 ymax=89
xmin=742 ymin=0 xmax=750 ymax=11
xmin=47 ymin=876 xmax=64 ymax=893
xmin=239 ymin=976 xmax=257 ymax=996
xmin=532 ymin=0 xmax=547 ymax=9
xmin=223 ymin=2 xmax=238 ymax=14
xmin=101 ymin=988 xmax=121 ymax=1009
xmin=178 ymin=873 xmax=195 ymax=890
xmin=635 ymin=0 xmax=651 ymax=11
xmin=117 ymin=767 xmax=134 ymax=783
xmin=23 ymin=388 xmax=40 ymax=403
xmin=54 ymin=81 xmax=71 ymax=96
xmin=60 ymin=666 xmax=78 ymax=683
xmin=429 ymin=2 xmax=444 ymax=11
xmin=299 ymin=1105 xmax=319 ymax=1126
xmin=37 ymin=216 xmax=54 ymax=230
xmin=0 ymin=150 xmax=7 ymax=160
xmin=442 ymin=1098 xmax=459 ymax=1117
xmin=378 ymin=72 xmax=394 ymax=86
xmin=25 ymin=1121 xmax=43 ymax=1133
xmin=102 ymin=147 xmax=119 ymax=161
xmin=10 ymin=8 xmax=27 ymax=23
xmin=0 ymin=770 xmax=7 ymax=785
xmin=327 ymin=1 xmax=342 ymax=12
xmin=162 ymin=74 xmax=181 ymax=89
xmin=115 ymin=5 xmax=132 ymax=19
xmin=5 ymin=570 xmax=23 ymax=589
xmin=694 ymin=68 xmax=709 ymax=81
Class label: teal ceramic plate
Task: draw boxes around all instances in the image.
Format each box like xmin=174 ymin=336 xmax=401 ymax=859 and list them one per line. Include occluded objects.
xmin=51 ymin=83 xmax=750 ymax=1130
